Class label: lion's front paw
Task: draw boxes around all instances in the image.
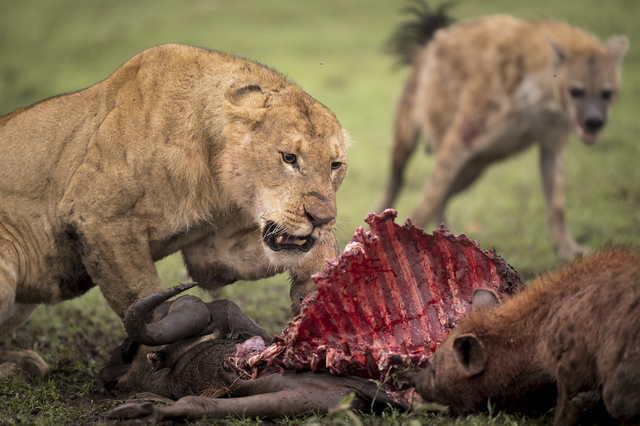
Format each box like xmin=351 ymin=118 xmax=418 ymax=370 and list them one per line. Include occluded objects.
xmin=17 ymin=350 xmax=49 ymax=377
xmin=0 ymin=362 xmax=22 ymax=380
xmin=0 ymin=350 xmax=49 ymax=379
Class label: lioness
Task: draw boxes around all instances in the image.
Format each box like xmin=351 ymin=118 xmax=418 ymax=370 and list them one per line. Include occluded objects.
xmin=0 ymin=44 xmax=349 ymax=377
xmin=377 ymin=3 xmax=628 ymax=259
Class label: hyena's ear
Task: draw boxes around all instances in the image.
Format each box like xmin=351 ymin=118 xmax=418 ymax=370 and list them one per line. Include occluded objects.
xmin=224 ymin=84 xmax=270 ymax=126
xmin=547 ymin=38 xmax=567 ymax=71
xmin=453 ymin=334 xmax=487 ymax=377
xmin=471 ymin=288 xmax=500 ymax=311
xmin=605 ymin=35 xmax=629 ymax=64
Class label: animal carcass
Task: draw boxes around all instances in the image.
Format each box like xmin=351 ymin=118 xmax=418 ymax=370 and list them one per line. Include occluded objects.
xmin=105 ymin=210 xmax=523 ymax=421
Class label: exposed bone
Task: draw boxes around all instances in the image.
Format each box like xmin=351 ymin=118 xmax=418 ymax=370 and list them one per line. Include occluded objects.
xmin=233 ymin=209 xmax=523 ymax=380
xmin=364 ymin=348 xmax=380 ymax=377
xmin=105 ymin=210 xmax=524 ymax=422
xmin=341 ymin=341 xmax=352 ymax=357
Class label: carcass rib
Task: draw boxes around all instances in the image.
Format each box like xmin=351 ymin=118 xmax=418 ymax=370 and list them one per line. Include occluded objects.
xmin=232 ymin=209 xmax=523 ymax=380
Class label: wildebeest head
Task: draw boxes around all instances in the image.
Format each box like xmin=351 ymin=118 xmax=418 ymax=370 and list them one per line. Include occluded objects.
xmin=100 ymin=284 xmax=271 ymax=399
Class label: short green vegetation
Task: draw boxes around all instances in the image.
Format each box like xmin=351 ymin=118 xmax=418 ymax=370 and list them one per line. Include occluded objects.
xmin=1 ymin=0 xmax=637 ymax=424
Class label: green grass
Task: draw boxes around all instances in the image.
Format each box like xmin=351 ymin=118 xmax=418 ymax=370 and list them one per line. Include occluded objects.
xmin=0 ymin=0 xmax=638 ymax=424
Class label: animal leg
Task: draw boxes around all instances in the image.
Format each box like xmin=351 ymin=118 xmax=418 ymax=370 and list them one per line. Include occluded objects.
xmin=378 ymin=67 xmax=422 ymax=212
xmin=109 ymin=387 xmax=347 ymax=421
xmin=602 ymin=358 xmax=640 ymax=421
xmin=0 ymin=348 xmax=49 ymax=379
xmin=554 ymin=365 xmax=588 ymax=426
xmin=76 ymin=224 xmax=166 ymax=318
xmin=411 ymin=132 xmax=473 ymax=228
xmin=107 ymin=371 xmax=401 ymax=422
xmin=0 ymin=300 xmax=47 ymax=379
xmin=445 ymin=159 xmax=488 ymax=205
xmin=539 ymin=144 xmax=590 ymax=259
xmin=567 ymin=391 xmax=601 ymax=416
xmin=0 ymin=235 xmax=48 ymax=378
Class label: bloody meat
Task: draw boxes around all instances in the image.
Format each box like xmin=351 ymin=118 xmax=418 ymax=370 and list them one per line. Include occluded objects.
xmin=231 ymin=209 xmax=523 ymax=380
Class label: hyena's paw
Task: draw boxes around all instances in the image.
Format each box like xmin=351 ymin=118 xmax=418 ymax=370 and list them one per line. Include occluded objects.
xmin=0 ymin=350 xmax=49 ymax=379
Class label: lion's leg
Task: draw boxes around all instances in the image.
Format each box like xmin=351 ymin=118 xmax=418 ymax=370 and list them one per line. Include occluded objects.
xmin=0 ymin=302 xmax=48 ymax=380
xmin=377 ymin=68 xmax=422 ymax=213
xmin=75 ymin=224 xmax=165 ymax=318
xmin=0 ymin=237 xmax=48 ymax=378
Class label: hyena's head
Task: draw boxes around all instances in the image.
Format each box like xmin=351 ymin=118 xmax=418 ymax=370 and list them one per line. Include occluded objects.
xmin=552 ymin=35 xmax=629 ymax=145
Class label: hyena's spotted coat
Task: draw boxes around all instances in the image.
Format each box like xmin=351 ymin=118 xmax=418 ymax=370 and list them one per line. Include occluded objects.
xmin=379 ymin=5 xmax=628 ymax=259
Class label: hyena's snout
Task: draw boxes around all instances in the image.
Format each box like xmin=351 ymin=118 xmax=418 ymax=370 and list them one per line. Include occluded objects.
xmin=583 ymin=103 xmax=606 ymax=131
xmin=575 ymin=98 xmax=608 ymax=144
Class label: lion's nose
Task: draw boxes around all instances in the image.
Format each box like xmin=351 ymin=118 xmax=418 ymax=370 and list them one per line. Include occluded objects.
xmin=304 ymin=206 xmax=334 ymax=228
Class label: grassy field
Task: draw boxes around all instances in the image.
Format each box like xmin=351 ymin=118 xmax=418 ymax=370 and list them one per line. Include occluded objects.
xmin=0 ymin=0 xmax=638 ymax=424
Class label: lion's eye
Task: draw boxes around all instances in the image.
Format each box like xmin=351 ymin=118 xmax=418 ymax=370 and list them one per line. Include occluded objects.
xmin=331 ymin=161 xmax=342 ymax=170
xmin=282 ymin=153 xmax=297 ymax=164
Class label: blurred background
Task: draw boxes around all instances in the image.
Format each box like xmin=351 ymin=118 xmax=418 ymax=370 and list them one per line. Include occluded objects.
xmin=1 ymin=0 xmax=638 ymax=370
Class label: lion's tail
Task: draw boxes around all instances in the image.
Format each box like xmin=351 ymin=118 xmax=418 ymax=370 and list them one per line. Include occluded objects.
xmin=384 ymin=0 xmax=455 ymax=66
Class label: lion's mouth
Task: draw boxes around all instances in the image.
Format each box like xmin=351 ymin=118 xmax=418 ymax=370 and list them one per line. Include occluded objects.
xmin=262 ymin=221 xmax=314 ymax=252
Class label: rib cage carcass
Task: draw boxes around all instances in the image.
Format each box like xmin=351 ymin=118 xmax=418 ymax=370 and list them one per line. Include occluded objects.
xmin=231 ymin=210 xmax=523 ymax=380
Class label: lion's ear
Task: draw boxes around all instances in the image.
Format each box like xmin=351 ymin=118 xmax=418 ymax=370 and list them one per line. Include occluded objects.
xmin=224 ymin=84 xmax=269 ymax=125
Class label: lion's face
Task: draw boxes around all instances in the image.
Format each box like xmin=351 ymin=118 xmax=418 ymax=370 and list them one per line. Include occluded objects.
xmin=220 ymin=84 xmax=349 ymax=267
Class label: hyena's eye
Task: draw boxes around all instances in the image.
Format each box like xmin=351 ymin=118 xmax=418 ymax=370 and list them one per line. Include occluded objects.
xmin=569 ymin=88 xmax=585 ymax=99
xmin=281 ymin=153 xmax=297 ymax=164
xmin=601 ymin=89 xmax=613 ymax=100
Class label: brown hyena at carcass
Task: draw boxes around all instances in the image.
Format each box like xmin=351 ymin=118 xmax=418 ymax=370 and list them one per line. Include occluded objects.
xmin=414 ymin=248 xmax=640 ymax=425
xmin=103 ymin=210 xmax=524 ymax=422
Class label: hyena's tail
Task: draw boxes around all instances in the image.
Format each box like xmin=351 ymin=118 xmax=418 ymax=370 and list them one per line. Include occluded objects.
xmin=384 ymin=0 xmax=455 ymax=66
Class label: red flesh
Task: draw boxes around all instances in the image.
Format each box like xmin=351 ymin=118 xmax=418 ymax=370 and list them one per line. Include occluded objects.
xmin=232 ymin=210 xmax=523 ymax=380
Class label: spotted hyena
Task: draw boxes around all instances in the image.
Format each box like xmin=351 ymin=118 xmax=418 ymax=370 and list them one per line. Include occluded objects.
xmin=378 ymin=3 xmax=628 ymax=259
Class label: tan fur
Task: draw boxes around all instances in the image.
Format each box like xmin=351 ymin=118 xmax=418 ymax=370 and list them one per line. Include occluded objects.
xmin=415 ymin=248 xmax=640 ymax=425
xmin=378 ymin=14 xmax=628 ymax=259
xmin=0 ymin=44 xmax=349 ymax=376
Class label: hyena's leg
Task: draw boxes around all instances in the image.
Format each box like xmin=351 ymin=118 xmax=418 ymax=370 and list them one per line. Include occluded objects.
xmin=554 ymin=363 xmax=593 ymax=426
xmin=411 ymin=131 xmax=474 ymax=228
xmin=377 ymin=68 xmax=422 ymax=212
xmin=445 ymin=159 xmax=489 ymax=204
xmin=602 ymin=355 xmax=640 ymax=421
xmin=539 ymin=144 xmax=590 ymax=259
xmin=0 ymin=236 xmax=48 ymax=378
